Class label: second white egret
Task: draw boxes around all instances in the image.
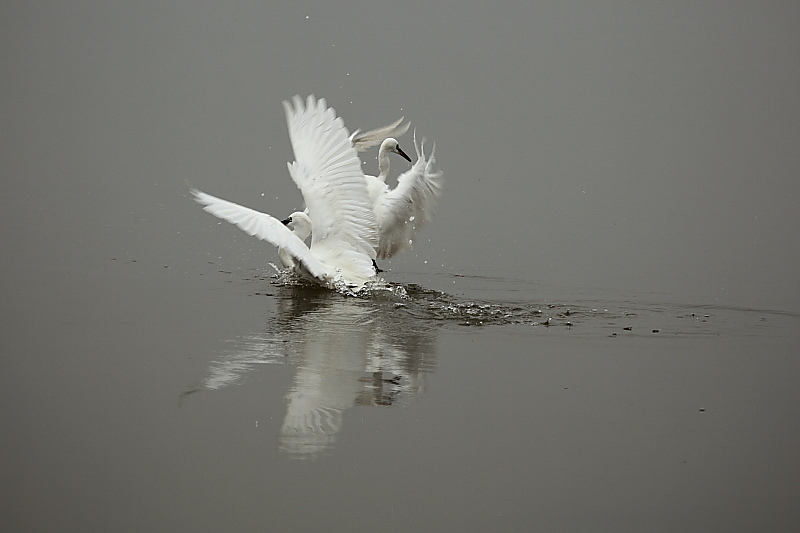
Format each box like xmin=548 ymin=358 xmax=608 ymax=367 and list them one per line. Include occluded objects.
xmin=366 ymin=135 xmax=443 ymax=260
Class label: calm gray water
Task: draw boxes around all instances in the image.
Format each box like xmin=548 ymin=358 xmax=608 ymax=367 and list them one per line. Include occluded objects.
xmin=3 ymin=2 xmax=799 ymax=531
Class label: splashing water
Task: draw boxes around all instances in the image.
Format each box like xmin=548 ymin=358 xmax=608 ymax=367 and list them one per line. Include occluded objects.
xmin=258 ymin=268 xmax=779 ymax=336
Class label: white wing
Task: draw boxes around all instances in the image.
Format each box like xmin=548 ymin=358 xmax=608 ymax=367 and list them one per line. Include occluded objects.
xmin=374 ymin=137 xmax=443 ymax=259
xmin=283 ymin=95 xmax=379 ymax=283
xmin=190 ymin=188 xmax=329 ymax=282
xmin=350 ymin=117 xmax=410 ymax=153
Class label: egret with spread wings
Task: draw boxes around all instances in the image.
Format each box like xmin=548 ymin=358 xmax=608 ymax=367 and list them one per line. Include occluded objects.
xmin=365 ymin=134 xmax=443 ymax=260
xmin=191 ymin=95 xmax=379 ymax=290
xmin=326 ymin=109 xmax=444 ymax=261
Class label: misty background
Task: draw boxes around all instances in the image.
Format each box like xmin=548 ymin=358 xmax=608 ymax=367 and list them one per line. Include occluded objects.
xmin=2 ymin=2 xmax=798 ymax=308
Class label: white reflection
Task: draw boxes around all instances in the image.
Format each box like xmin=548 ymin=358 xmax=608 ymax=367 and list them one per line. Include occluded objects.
xmin=184 ymin=285 xmax=437 ymax=460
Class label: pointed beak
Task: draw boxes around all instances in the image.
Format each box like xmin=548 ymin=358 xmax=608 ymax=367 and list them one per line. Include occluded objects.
xmin=395 ymin=145 xmax=412 ymax=163
xmin=281 ymin=217 xmax=291 ymax=226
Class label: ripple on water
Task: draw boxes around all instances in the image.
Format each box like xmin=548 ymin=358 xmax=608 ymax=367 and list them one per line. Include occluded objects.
xmin=262 ymin=270 xmax=790 ymax=336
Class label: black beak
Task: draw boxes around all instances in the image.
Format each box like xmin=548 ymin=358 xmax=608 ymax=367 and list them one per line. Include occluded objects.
xmin=395 ymin=145 xmax=412 ymax=163
xmin=281 ymin=217 xmax=291 ymax=225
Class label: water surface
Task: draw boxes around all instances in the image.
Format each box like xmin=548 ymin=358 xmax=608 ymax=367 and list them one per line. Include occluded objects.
xmin=3 ymin=263 xmax=798 ymax=531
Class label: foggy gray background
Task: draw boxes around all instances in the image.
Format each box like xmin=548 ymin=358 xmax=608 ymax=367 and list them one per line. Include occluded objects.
xmin=3 ymin=1 xmax=798 ymax=311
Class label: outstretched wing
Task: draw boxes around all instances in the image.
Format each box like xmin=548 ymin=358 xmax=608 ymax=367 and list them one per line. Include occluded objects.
xmin=191 ymin=188 xmax=329 ymax=282
xmin=283 ymin=95 xmax=378 ymax=283
xmin=350 ymin=117 xmax=410 ymax=153
xmin=373 ymin=136 xmax=443 ymax=259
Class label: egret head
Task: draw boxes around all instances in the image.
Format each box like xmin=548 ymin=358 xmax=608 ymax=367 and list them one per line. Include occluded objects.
xmin=382 ymin=138 xmax=412 ymax=163
xmin=281 ymin=211 xmax=312 ymax=241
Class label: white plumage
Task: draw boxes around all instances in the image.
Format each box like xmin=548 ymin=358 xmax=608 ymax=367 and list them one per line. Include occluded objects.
xmin=191 ymin=95 xmax=379 ymax=290
xmin=365 ymin=135 xmax=443 ymax=259
xmin=349 ymin=116 xmax=410 ymax=153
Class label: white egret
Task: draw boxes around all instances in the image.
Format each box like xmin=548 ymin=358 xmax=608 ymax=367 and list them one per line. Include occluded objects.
xmin=366 ymin=135 xmax=443 ymax=259
xmin=191 ymin=95 xmax=379 ymax=290
xmin=277 ymin=113 xmax=441 ymax=262
xmin=285 ymin=116 xmax=411 ymax=225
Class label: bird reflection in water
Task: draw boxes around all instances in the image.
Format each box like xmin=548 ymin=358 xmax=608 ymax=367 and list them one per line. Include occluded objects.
xmin=182 ymin=284 xmax=437 ymax=460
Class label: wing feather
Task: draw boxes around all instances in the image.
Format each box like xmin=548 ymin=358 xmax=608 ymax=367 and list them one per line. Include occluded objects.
xmin=350 ymin=117 xmax=410 ymax=153
xmin=191 ymin=189 xmax=329 ymax=282
xmin=374 ymin=137 xmax=443 ymax=259
xmin=283 ymin=95 xmax=379 ymax=283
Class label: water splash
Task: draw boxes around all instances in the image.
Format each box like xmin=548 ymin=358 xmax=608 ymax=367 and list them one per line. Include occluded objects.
xmin=258 ymin=269 xmax=778 ymax=336
xmin=266 ymin=271 xmax=577 ymax=328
